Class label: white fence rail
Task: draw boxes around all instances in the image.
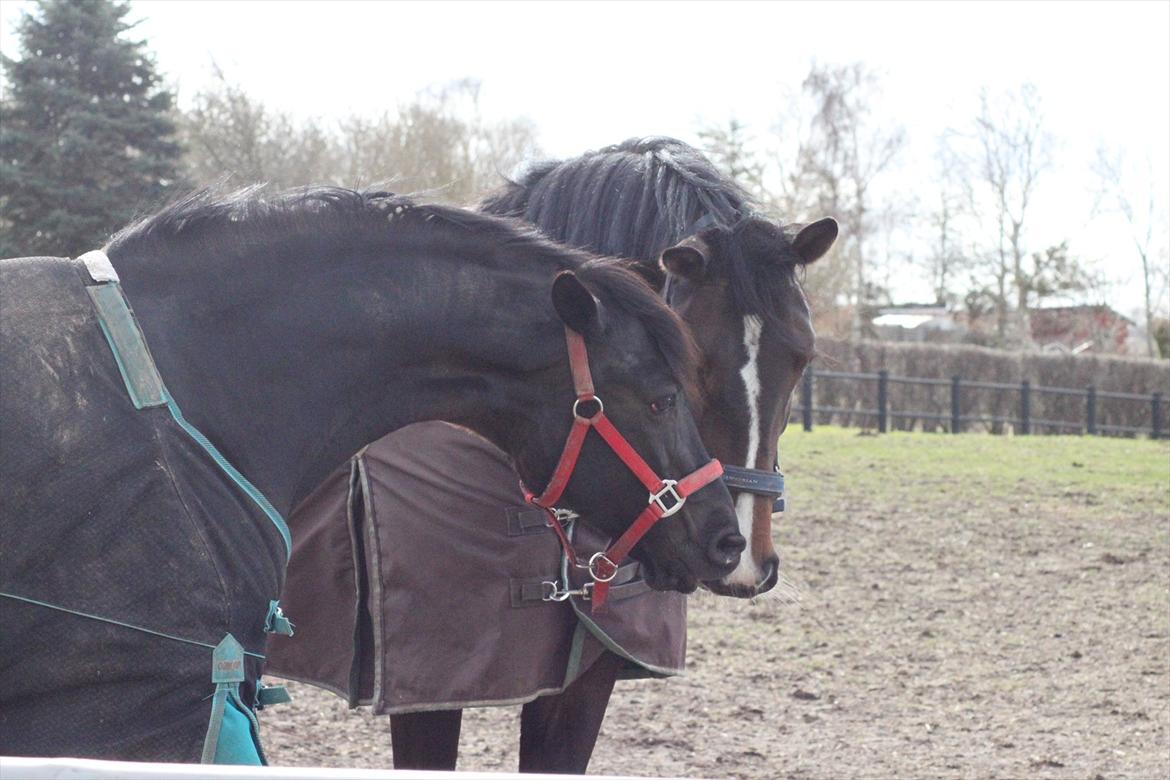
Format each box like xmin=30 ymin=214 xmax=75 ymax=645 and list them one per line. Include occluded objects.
xmin=0 ymin=757 xmax=673 ymax=780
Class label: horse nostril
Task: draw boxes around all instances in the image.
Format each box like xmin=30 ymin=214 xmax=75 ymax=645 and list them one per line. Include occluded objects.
xmin=759 ymin=555 xmax=780 ymax=592
xmin=708 ymin=531 xmax=746 ymax=566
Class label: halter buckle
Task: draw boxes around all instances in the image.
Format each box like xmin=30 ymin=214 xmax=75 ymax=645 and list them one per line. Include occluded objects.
xmin=588 ymin=551 xmax=619 ymax=583
xmin=649 ymin=479 xmax=685 ymax=517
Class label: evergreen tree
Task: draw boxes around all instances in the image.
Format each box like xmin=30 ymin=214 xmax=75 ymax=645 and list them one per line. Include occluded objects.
xmin=0 ymin=0 xmax=183 ymax=257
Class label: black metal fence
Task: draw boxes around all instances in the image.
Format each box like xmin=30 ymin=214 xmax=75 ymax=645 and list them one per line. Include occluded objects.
xmin=796 ymin=368 xmax=1168 ymax=439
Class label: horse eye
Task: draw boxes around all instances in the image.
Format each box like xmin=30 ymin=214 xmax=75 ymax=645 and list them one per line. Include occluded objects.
xmin=649 ymin=394 xmax=677 ymax=415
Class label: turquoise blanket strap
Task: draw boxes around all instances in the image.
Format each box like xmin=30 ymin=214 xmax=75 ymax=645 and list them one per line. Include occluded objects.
xmin=201 ymin=634 xmax=263 ymax=765
xmin=264 ymin=600 xmax=295 ymax=637
xmin=161 ymin=389 xmax=291 ymax=556
xmin=85 ymin=276 xmax=291 ymax=557
xmin=256 ymin=683 xmax=292 ymax=708
xmin=86 ymin=284 xmax=167 ymax=409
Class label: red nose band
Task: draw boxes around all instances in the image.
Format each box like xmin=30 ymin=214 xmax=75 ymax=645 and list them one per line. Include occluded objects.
xmin=522 ymin=327 xmax=723 ymax=612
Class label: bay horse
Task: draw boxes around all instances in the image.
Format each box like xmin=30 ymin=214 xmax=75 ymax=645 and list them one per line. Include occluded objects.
xmin=0 ymin=186 xmax=742 ymax=762
xmin=384 ymin=138 xmax=838 ymax=771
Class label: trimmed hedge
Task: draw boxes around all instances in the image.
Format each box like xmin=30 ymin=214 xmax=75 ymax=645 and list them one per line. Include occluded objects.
xmin=806 ymin=338 xmax=1170 ymax=435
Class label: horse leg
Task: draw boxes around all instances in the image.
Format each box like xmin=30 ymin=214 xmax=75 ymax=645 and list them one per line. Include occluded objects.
xmin=389 ymin=709 xmax=463 ymax=770
xmin=518 ymin=650 xmax=625 ymax=774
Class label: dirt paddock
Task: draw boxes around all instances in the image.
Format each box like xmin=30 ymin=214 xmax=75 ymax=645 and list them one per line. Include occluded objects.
xmin=259 ymin=428 xmax=1169 ymax=779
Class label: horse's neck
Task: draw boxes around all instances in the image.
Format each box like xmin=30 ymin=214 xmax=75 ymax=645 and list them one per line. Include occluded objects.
xmin=113 ymin=243 xmax=559 ymax=516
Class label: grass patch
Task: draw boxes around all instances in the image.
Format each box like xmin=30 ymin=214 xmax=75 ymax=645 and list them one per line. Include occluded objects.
xmin=779 ymin=426 xmax=1170 ymax=510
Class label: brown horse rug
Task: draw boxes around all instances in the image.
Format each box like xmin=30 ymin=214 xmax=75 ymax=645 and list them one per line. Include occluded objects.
xmin=265 ymin=421 xmax=685 ymax=714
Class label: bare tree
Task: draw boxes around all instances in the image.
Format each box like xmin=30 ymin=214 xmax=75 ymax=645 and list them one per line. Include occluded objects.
xmin=782 ymin=62 xmax=906 ymax=339
xmin=1021 ymin=241 xmax=1094 ymax=309
xmin=922 ymin=140 xmax=973 ymax=306
xmin=969 ymin=84 xmax=1051 ymax=347
xmin=697 ymin=118 xmax=767 ymax=198
xmin=337 ymin=79 xmax=539 ymax=203
xmin=180 ymin=74 xmax=539 ymax=203
xmin=1093 ymin=146 xmax=1169 ymax=357
xmin=180 ymin=64 xmax=340 ymax=188
xmin=336 ymin=111 xmax=401 ymax=189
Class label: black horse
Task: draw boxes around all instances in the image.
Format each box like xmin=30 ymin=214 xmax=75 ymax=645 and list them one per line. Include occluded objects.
xmin=0 ymin=187 xmax=741 ymax=762
xmin=384 ymin=138 xmax=837 ymax=771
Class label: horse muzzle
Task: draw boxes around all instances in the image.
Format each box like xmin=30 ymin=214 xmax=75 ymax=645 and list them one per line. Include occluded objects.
xmin=703 ymin=553 xmax=780 ymax=598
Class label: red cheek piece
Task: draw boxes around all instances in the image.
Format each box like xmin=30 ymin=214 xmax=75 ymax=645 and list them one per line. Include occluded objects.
xmin=523 ymin=327 xmax=724 ymax=613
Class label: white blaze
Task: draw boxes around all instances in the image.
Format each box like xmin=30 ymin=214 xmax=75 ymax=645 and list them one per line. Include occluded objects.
xmin=724 ymin=315 xmax=764 ymax=588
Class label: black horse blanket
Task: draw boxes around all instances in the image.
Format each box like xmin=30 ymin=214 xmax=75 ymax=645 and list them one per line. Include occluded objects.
xmin=266 ymin=421 xmax=686 ymax=714
xmin=0 ymin=256 xmax=288 ymax=761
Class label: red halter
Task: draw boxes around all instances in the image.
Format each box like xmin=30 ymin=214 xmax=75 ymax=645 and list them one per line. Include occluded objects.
xmin=523 ymin=327 xmax=723 ymax=612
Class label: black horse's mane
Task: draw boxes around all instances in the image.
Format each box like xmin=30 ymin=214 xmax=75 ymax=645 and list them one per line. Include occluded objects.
xmin=108 ymin=185 xmax=697 ymax=391
xmin=480 ymin=136 xmax=805 ymax=336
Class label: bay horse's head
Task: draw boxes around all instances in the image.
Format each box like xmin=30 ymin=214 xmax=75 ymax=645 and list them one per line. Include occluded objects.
xmin=660 ymin=215 xmax=837 ymax=596
xmin=513 ymin=259 xmax=743 ymax=594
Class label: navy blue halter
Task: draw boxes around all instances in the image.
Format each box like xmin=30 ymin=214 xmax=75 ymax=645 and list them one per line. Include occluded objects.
xmin=722 ymin=463 xmax=785 ymax=513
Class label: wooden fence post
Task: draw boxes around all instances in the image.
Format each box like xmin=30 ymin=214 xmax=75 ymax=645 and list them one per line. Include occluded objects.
xmin=951 ymin=375 xmax=962 ymax=434
xmin=1153 ymin=392 xmax=1164 ymax=440
xmin=801 ymin=367 xmax=814 ymax=432
xmin=1019 ymin=380 xmax=1031 ymax=435
xmin=877 ymin=369 xmax=889 ymax=433
xmin=1086 ymin=386 xmax=1097 ymax=435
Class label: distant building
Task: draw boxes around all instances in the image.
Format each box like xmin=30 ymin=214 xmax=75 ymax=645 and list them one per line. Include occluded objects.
xmin=864 ymin=302 xmax=1147 ymax=354
xmin=870 ymin=304 xmax=962 ymax=342
xmin=1029 ymin=305 xmax=1137 ymax=355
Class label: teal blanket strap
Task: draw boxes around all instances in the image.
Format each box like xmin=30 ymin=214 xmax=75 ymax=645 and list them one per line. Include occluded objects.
xmin=85 ymin=273 xmax=291 ymax=557
xmin=264 ymin=600 xmax=295 ymax=637
xmin=161 ymin=389 xmax=291 ymax=556
xmin=256 ymin=683 xmax=292 ymax=708
xmin=201 ymin=634 xmax=264 ymax=765
xmin=87 ymin=283 xmax=168 ymax=409
xmin=256 ymin=602 xmax=293 ymax=710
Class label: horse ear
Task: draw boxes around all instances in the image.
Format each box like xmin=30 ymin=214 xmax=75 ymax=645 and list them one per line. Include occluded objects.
xmin=551 ymin=271 xmax=599 ymax=334
xmin=790 ymin=217 xmax=838 ymax=265
xmin=659 ymin=236 xmax=710 ymax=281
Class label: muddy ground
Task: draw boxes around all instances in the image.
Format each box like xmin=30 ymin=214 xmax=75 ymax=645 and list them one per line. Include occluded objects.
xmin=259 ymin=429 xmax=1169 ymax=778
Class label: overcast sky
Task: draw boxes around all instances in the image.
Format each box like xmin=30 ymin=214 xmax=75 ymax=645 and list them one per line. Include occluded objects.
xmin=3 ymin=0 xmax=1168 ymax=314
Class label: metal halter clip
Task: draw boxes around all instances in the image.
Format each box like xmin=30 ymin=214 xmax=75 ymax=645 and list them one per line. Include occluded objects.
xmin=587 ymin=551 xmax=619 ymax=583
xmin=649 ymin=479 xmax=685 ymax=517
xmin=541 ymin=580 xmax=594 ymax=602
xmin=546 ymin=508 xmax=577 ymax=527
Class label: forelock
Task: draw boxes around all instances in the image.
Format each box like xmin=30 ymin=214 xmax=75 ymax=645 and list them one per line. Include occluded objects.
xmin=575 ymin=258 xmax=700 ymax=400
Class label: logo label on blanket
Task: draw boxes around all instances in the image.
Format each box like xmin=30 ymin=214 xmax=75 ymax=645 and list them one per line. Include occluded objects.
xmin=211 ymin=634 xmax=246 ymax=684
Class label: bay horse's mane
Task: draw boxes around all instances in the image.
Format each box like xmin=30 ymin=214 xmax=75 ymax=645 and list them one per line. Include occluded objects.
xmin=480 ymin=136 xmax=806 ymax=338
xmin=108 ymin=185 xmax=697 ymax=392
xmin=481 ymin=136 xmax=755 ymax=256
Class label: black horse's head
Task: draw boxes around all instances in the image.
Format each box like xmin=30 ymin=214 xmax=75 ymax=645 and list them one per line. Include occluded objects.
xmin=510 ymin=259 xmax=743 ymax=593
xmin=660 ymin=215 xmax=836 ymax=596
